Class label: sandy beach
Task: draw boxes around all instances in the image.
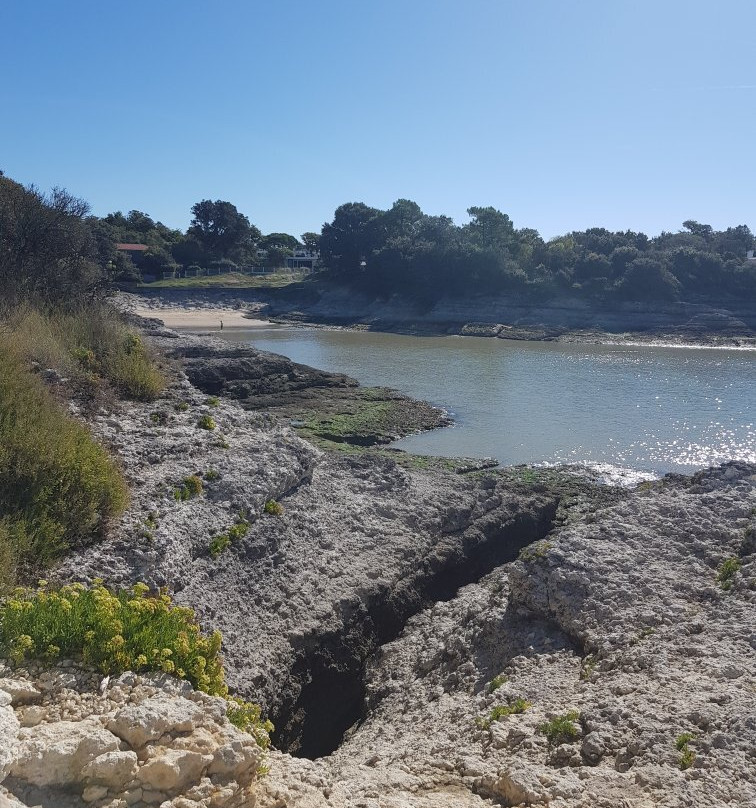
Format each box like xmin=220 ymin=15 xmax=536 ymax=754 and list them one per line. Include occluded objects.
xmin=132 ymin=306 xmax=271 ymax=330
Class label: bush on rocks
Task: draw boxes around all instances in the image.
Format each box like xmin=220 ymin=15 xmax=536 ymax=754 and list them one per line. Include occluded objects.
xmin=0 ymin=582 xmax=271 ymax=746
xmin=0 ymin=582 xmax=225 ymax=692
xmin=0 ymin=348 xmax=129 ymax=590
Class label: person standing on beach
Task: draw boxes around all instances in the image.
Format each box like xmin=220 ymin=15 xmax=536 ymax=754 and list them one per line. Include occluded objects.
xmin=220 ymin=320 xmax=224 ymax=330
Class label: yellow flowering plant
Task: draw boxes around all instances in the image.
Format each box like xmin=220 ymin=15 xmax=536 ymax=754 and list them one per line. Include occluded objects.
xmin=0 ymin=581 xmax=271 ymax=746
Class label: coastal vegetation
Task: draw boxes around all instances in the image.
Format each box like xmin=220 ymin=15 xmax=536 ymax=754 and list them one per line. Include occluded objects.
xmin=0 ymin=172 xmax=273 ymax=749
xmin=318 ymin=200 xmax=756 ymax=307
xmin=5 ymin=170 xmax=754 ymax=311
xmin=478 ymin=697 xmax=532 ymax=728
xmin=0 ymin=581 xmax=272 ymax=745
xmin=0 ymin=342 xmax=129 ymax=591
xmin=539 ymin=710 xmax=581 ymax=746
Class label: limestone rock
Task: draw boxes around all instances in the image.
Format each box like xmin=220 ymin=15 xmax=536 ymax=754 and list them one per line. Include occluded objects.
xmin=80 ymin=750 xmax=138 ymax=788
xmin=10 ymin=717 xmax=119 ymax=786
xmin=107 ymin=696 xmax=205 ymax=748
xmin=0 ymin=681 xmax=40 ymax=707
xmin=137 ymin=749 xmax=210 ymax=792
xmin=0 ymin=705 xmax=20 ymax=781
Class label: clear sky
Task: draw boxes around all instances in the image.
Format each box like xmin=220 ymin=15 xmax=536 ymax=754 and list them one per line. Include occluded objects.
xmin=1 ymin=0 xmax=754 ymax=240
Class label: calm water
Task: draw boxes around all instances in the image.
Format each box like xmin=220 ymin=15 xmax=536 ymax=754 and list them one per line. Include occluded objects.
xmin=225 ymin=327 xmax=756 ymax=478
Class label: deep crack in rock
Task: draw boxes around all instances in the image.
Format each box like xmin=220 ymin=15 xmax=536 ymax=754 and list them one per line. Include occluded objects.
xmin=270 ymin=500 xmax=559 ymax=759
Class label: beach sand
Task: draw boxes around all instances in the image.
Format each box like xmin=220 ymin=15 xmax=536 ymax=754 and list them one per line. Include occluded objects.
xmin=133 ymin=307 xmax=271 ymax=330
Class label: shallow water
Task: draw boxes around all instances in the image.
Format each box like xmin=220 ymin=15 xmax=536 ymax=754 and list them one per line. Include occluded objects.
xmin=225 ymin=327 xmax=756 ymax=478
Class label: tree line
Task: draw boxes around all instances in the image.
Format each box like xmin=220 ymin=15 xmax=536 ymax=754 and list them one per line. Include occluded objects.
xmin=317 ymin=200 xmax=756 ymax=305
xmin=0 ymin=172 xmax=316 ymax=303
xmin=1 ymin=170 xmax=754 ymax=308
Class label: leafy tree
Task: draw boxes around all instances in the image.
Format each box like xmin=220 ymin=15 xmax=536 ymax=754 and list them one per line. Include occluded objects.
xmin=682 ymin=220 xmax=713 ymax=242
xmin=0 ymin=177 xmax=103 ymax=306
xmin=464 ymin=206 xmax=516 ymax=253
xmin=319 ymin=202 xmax=380 ymax=274
xmin=301 ymin=232 xmax=320 ymax=252
xmin=617 ymin=257 xmax=681 ymax=302
xmin=259 ymin=233 xmax=300 ymax=268
xmin=187 ymin=199 xmax=260 ymax=262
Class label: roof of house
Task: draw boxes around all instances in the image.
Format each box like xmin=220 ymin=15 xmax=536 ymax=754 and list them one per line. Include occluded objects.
xmin=116 ymin=243 xmax=149 ymax=251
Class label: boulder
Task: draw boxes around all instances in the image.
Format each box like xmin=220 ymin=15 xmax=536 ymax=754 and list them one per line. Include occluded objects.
xmin=10 ymin=718 xmax=119 ymax=787
xmin=0 ymin=680 xmax=41 ymax=706
xmin=137 ymin=749 xmax=210 ymax=792
xmin=0 ymin=705 xmax=20 ymax=781
xmin=107 ymin=696 xmax=205 ymax=748
xmin=80 ymin=750 xmax=139 ymax=789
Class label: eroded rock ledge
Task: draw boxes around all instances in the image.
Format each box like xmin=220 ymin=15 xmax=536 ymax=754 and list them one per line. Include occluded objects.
xmin=0 ymin=662 xmax=263 ymax=808
xmin=7 ymin=316 xmax=752 ymax=807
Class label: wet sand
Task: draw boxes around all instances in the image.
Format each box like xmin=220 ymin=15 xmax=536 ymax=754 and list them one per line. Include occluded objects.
xmin=132 ymin=306 xmax=270 ymax=330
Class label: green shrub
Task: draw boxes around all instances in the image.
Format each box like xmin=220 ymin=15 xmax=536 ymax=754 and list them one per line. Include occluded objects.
xmin=197 ymin=415 xmax=216 ymax=431
xmin=204 ymin=469 xmax=220 ymax=481
xmin=0 ymin=582 xmax=272 ymax=748
xmin=487 ymin=674 xmax=507 ymax=693
xmin=539 ymin=710 xmax=581 ymax=745
xmin=716 ymin=557 xmax=741 ymax=590
xmin=173 ymin=475 xmax=204 ymax=502
xmin=0 ymin=348 xmax=128 ymax=587
xmin=206 ymin=396 xmax=220 ymax=407
xmin=209 ymin=534 xmax=231 ymax=557
xmin=226 ymin=696 xmax=273 ymax=749
xmin=676 ymin=732 xmax=696 ymax=769
xmin=175 ymin=401 xmax=189 ymax=412
xmin=518 ymin=540 xmax=552 ymax=562
xmin=209 ymin=519 xmax=248 ymax=558
xmin=226 ymin=522 xmax=249 ymax=541
xmin=478 ymin=698 xmax=531 ymax=728
xmin=263 ymin=499 xmax=283 ymax=516
xmin=580 ymin=654 xmax=597 ymax=680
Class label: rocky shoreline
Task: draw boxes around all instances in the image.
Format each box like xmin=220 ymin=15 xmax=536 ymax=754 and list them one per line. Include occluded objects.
xmin=120 ymin=286 xmax=756 ymax=348
xmin=1 ymin=310 xmax=754 ymax=807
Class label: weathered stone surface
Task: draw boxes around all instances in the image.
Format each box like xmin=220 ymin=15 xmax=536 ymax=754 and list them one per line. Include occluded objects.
xmin=0 ymin=681 xmax=40 ymax=707
xmin=5 ymin=307 xmax=751 ymax=808
xmin=10 ymin=718 xmax=119 ymax=786
xmin=137 ymin=749 xmax=209 ymax=792
xmin=0 ymin=705 xmax=20 ymax=781
xmin=0 ymin=665 xmax=264 ymax=807
xmin=108 ymin=697 xmax=205 ymax=748
xmin=80 ymin=750 xmax=138 ymax=788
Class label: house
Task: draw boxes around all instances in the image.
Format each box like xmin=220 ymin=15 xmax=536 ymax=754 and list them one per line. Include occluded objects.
xmin=747 ymin=250 xmax=756 ymax=261
xmin=115 ymin=243 xmax=149 ymax=258
xmin=286 ymin=249 xmax=320 ymax=272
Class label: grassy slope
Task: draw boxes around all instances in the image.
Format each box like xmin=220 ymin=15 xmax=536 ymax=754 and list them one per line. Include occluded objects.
xmin=138 ymin=271 xmax=309 ymax=289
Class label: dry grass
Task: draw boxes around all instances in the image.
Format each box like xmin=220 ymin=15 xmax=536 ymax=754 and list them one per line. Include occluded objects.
xmin=1 ymin=303 xmax=165 ymax=401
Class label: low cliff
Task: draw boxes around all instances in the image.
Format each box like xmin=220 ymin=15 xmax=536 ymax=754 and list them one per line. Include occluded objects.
xmin=2 ymin=314 xmax=753 ymax=807
xmin=126 ymin=285 xmax=756 ymax=345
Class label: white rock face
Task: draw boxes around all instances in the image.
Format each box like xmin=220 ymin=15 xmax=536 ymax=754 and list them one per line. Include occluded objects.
xmin=10 ymin=718 xmax=119 ymax=787
xmin=107 ymin=696 xmax=205 ymax=748
xmin=0 ymin=705 xmax=19 ymax=781
xmin=0 ymin=664 xmax=264 ymax=808
xmin=251 ymin=463 xmax=756 ymax=808
xmin=137 ymin=748 xmax=210 ymax=792
xmin=79 ymin=750 xmax=138 ymax=788
xmin=0 ymin=681 xmax=40 ymax=707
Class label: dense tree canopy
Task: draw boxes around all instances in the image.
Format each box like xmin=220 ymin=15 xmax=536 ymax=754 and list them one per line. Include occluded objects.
xmin=187 ymin=199 xmax=261 ymax=263
xmin=1 ymin=169 xmax=754 ymax=308
xmin=317 ymin=199 xmax=756 ymax=306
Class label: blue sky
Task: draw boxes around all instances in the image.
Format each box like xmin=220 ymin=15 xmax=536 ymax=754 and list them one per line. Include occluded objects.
xmin=1 ymin=0 xmax=754 ymax=240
